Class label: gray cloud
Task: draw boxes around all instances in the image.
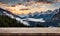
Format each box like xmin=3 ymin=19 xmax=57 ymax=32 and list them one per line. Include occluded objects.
xmin=0 ymin=0 xmax=59 ymax=5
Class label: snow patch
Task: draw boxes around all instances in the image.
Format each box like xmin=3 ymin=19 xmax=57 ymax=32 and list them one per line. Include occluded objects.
xmin=26 ymin=18 xmax=45 ymax=22
xmin=15 ymin=17 xmax=30 ymax=26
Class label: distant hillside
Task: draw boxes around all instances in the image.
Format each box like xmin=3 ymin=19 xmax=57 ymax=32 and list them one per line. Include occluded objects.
xmin=0 ymin=8 xmax=46 ymax=27
xmin=0 ymin=15 xmax=27 ymax=27
xmin=52 ymin=10 xmax=60 ymax=21
xmin=0 ymin=8 xmax=27 ymax=27
xmin=0 ymin=7 xmax=60 ymax=27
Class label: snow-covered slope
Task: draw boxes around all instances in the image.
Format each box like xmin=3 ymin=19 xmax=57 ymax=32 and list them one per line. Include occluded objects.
xmin=0 ymin=8 xmax=30 ymax=26
xmin=17 ymin=8 xmax=60 ymax=27
xmin=0 ymin=8 xmax=60 ymax=27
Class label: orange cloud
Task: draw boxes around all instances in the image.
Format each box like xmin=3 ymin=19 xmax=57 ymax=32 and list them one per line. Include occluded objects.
xmin=0 ymin=2 xmax=56 ymax=15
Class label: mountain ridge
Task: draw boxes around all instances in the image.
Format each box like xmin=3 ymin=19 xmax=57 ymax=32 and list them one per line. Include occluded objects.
xmin=0 ymin=8 xmax=60 ymax=27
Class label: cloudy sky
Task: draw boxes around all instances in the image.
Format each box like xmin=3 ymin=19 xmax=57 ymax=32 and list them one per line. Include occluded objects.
xmin=0 ymin=0 xmax=60 ymax=14
xmin=0 ymin=0 xmax=55 ymax=4
xmin=0 ymin=0 xmax=60 ymax=10
xmin=0 ymin=0 xmax=60 ymax=5
xmin=0 ymin=0 xmax=21 ymax=5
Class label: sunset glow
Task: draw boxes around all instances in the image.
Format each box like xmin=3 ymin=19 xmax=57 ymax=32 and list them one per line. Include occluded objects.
xmin=0 ymin=0 xmax=60 ymax=27
xmin=0 ymin=0 xmax=60 ymax=15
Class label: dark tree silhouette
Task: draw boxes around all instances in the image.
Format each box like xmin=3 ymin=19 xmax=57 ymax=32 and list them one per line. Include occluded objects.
xmin=0 ymin=15 xmax=27 ymax=27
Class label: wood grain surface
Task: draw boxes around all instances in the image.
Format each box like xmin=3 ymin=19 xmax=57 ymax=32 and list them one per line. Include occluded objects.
xmin=0 ymin=28 xmax=60 ymax=33
xmin=0 ymin=33 xmax=60 ymax=36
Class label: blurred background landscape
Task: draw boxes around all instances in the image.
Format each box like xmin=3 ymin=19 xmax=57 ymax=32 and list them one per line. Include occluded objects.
xmin=0 ymin=0 xmax=60 ymax=27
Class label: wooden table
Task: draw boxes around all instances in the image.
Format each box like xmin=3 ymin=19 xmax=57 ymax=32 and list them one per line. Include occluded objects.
xmin=0 ymin=33 xmax=60 ymax=36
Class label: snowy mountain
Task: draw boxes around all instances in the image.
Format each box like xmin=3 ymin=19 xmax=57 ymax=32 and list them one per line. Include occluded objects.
xmin=0 ymin=8 xmax=60 ymax=27
xmin=17 ymin=8 xmax=60 ymax=27
xmin=0 ymin=8 xmax=30 ymax=26
xmin=18 ymin=8 xmax=59 ymax=20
